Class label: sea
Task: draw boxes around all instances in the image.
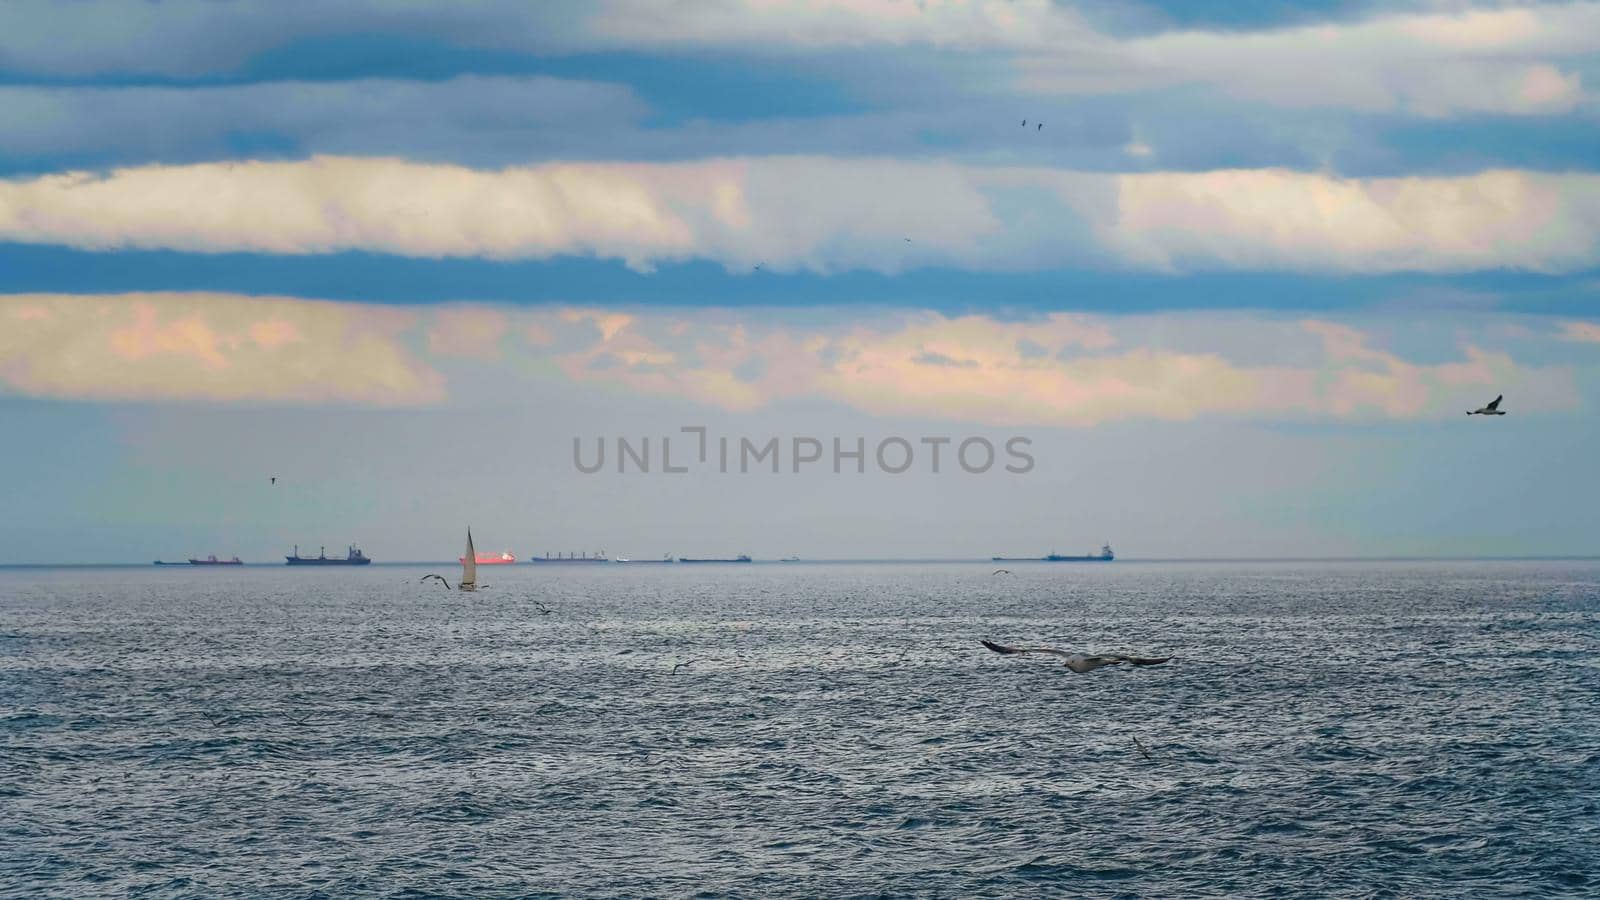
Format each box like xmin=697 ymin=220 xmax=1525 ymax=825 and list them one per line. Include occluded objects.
xmin=2 ymin=560 xmax=1597 ymax=898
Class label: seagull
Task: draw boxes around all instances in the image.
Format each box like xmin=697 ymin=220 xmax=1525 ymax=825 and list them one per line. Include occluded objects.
xmin=1021 ymin=119 xmax=1027 ymax=127
xmin=1037 ymin=122 xmax=1043 ymax=131
xmin=1467 ymin=394 xmax=1506 ymax=416
xmin=421 ymin=573 xmax=451 ymax=589
xmin=980 ymin=638 xmax=1171 ymax=673
xmin=992 ymin=569 xmax=1013 ymax=576
xmin=671 ymin=660 xmax=696 ymax=675
xmin=270 ymin=477 xmax=275 ymax=485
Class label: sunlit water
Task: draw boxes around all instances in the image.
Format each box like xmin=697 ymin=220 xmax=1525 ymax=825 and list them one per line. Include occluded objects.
xmin=3 ymin=561 xmax=1598 ymax=897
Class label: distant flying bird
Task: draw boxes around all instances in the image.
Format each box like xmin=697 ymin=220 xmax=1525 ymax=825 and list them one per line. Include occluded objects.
xmin=904 ymin=237 xmax=912 ymax=242
xmin=1021 ymin=119 xmax=1027 ymax=126
xmin=1467 ymin=394 xmax=1506 ymax=416
xmin=992 ymin=569 xmax=1013 ymax=576
xmin=1037 ymin=122 xmax=1043 ymax=131
xmin=671 ymin=660 xmax=696 ymax=675
xmin=421 ymin=573 xmax=451 ymax=589
xmin=270 ymin=477 xmax=275 ymax=485
xmin=980 ymin=638 xmax=1171 ymax=674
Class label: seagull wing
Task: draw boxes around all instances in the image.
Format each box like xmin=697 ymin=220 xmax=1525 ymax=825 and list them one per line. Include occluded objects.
xmin=1111 ymin=655 xmax=1172 ymax=666
xmin=981 ymin=638 xmax=1072 ymax=658
xmin=1487 ymin=394 xmax=1502 ymax=411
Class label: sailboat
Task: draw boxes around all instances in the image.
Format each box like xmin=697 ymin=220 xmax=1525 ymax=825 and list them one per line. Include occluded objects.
xmin=459 ymin=527 xmax=478 ymax=592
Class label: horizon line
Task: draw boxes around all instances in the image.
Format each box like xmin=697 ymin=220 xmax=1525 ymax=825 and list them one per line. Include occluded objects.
xmin=3 ymin=555 xmax=1599 ymax=569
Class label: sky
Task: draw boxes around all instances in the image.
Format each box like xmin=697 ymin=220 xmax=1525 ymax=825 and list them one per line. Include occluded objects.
xmin=2 ymin=0 xmax=1599 ymax=563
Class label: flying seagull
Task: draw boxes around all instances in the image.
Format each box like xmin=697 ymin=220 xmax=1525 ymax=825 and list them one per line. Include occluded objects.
xmin=1021 ymin=119 xmax=1026 ymax=126
xmin=992 ymin=569 xmax=1013 ymax=576
xmin=671 ymin=660 xmax=696 ymax=675
xmin=980 ymin=638 xmax=1171 ymax=673
xmin=1037 ymin=122 xmax=1043 ymax=131
xmin=1467 ymin=394 xmax=1506 ymax=416
xmin=270 ymin=477 xmax=275 ymax=485
xmin=421 ymin=573 xmax=451 ymax=589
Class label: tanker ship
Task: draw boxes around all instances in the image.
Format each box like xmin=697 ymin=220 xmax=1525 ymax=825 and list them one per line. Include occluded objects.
xmin=993 ymin=543 xmax=1115 ymax=562
xmin=527 ymin=552 xmax=610 ymax=564
xmin=285 ymin=544 xmax=371 ymax=565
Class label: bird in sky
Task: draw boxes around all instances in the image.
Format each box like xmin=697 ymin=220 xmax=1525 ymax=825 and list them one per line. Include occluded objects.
xmin=1037 ymin=122 xmax=1043 ymax=130
xmin=270 ymin=476 xmax=275 ymax=485
xmin=1467 ymin=394 xmax=1506 ymax=416
xmin=980 ymin=638 xmax=1171 ymax=674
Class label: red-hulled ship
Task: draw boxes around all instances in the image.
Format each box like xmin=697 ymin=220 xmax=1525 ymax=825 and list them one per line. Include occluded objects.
xmin=460 ymin=551 xmax=517 ymax=565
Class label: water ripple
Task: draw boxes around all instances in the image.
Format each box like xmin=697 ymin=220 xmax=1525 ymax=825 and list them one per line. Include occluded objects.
xmin=2 ymin=560 xmax=1598 ymax=897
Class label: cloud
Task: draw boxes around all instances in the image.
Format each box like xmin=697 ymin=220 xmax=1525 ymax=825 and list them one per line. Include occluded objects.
xmin=0 ymin=292 xmax=444 ymax=405
xmin=526 ymin=307 xmax=1580 ymax=426
xmin=0 ymin=0 xmax=1085 ymax=77
xmin=427 ymin=305 xmax=510 ymax=359
xmin=4 ymin=156 xmax=1599 ymax=275
xmin=603 ymin=1 xmax=1598 ymax=118
xmin=1301 ymin=320 xmax=1534 ymax=417
xmin=588 ymin=0 xmax=1092 ymax=52
xmin=0 ymin=1 xmax=596 ymax=77
xmin=0 ymin=76 xmax=647 ymax=169
xmin=1021 ymin=4 xmax=1597 ymax=117
xmin=2 ymin=1 xmax=1592 ymax=125
xmin=1104 ymin=168 xmax=1600 ymax=274
xmin=1560 ymin=321 xmax=1600 ymax=343
xmin=2 ymin=294 xmax=1582 ymax=422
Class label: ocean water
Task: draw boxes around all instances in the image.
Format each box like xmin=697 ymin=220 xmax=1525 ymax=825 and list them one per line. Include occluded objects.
xmin=2 ymin=560 xmax=1598 ymax=898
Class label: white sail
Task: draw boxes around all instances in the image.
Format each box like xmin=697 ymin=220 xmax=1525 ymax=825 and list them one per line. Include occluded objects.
xmin=461 ymin=527 xmax=477 ymax=590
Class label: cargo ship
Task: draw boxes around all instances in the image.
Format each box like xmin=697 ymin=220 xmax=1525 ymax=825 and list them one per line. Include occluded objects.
xmin=616 ymin=555 xmax=676 ymax=564
xmin=188 ymin=555 xmax=243 ymax=565
xmin=461 ymin=551 xmax=517 ymax=565
xmin=527 ymin=552 xmax=610 ymax=564
xmin=285 ymin=544 xmax=371 ymax=565
xmin=678 ymin=554 xmax=752 ymax=563
xmin=993 ymin=543 xmax=1115 ymax=562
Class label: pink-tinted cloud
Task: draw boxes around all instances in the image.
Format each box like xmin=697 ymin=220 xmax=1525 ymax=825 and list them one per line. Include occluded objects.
xmin=3 ymin=295 xmax=1582 ymax=423
xmin=1559 ymin=321 xmax=1600 ymax=343
xmin=529 ymin=308 xmax=1578 ymax=425
xmin=427 ymin=305 xmax=510 ymax=359
xmin=0 ymin=292 xmax=443 ymax=405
